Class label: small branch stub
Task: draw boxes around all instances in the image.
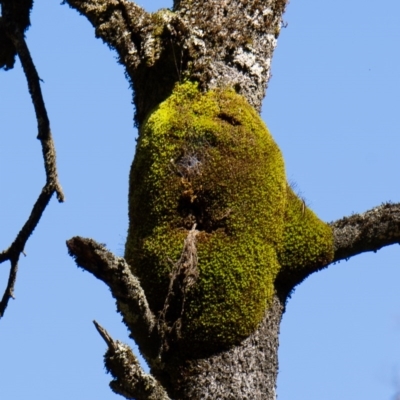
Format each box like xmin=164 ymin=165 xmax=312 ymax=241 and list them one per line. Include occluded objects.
xmin=93 ymin=321 xmax=171 ymax=400
xmin=93 ymin=320 xmax=116 ymax=349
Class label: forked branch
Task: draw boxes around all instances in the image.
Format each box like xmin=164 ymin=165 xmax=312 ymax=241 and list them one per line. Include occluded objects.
xmin=64 ymin=0 xmax=289 ymax=122
xmin=0 ymin=21 xmax=64 ymax=318
xmin=67 ymin=230 xmax=204 ymax=397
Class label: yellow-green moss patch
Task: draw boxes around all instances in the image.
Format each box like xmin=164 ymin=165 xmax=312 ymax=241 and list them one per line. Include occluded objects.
xmin=125 ymin=81 xmax=334 ymax=352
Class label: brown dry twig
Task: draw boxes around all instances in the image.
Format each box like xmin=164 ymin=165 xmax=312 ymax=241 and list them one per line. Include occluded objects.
xmin=0 ymin=21 xmax=64 ymax=318
xmin=158 ymin=224 xmax=199 ymax=352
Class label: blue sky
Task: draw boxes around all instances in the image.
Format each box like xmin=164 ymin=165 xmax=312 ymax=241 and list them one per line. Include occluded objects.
xmin=1 ymin=1 xmax=400 ymax=399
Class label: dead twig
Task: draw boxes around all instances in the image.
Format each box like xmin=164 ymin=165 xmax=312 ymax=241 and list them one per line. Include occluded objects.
xmin=0 ymin=22 xmax=64 ymax=318
xmin=66 ymin=237 xmax=160 ymax=364
xmin=93 ymin=320 xmax=171 ymax=400
xmin=158 ymin=225 xmax=199 ymax=353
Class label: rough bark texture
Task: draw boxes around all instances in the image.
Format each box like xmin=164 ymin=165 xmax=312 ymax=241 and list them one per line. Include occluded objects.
xmin=65 ymin=0 xmax=287 ymax=124
xmin=93 ymin=321 xmax=171 ymax=400
xmin=163 ymin=296 xmax=283 ymax=400
xmin=173 ymin=0 xmax=286 ymax=114
xmin=331 ymin=202 xmax=400 ymax=262
xmin=66 ymin=237 xmax=161 ymax=364
xmin=63 ymin=1 xmax=400 ymax=400
xmin=67 ymin=202 xmax=400 ymax=399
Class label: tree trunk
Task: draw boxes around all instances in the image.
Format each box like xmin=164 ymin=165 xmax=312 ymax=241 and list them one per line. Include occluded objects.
xmin=64 ymin=2 xmax=400 ymax=400
xmin=129 ymin=4 xmax=287 ymax=397
xmin=62 ymin=2 xmax=311 ymax=399
xmin=162 ymin=296 xmax=284 ymax=400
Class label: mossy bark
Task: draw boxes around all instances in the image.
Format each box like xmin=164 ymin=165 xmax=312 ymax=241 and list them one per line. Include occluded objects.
xmin=125 ymin=82 xmax=288 ymax=357
xmin=161 ymin=296 xmax=284 ymax=400
xmin=66 ymin=1 xmax=336 ymax=399
xmin=126 ymin=82 xmax=334 ymax=397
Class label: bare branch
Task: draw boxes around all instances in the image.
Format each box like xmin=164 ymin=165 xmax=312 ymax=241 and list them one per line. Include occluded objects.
xmin=0 ymin=259 xmax=19 ymax=317
xmin=66 ymin=237 xmax=160 ymax=363
xmin=276 ymin=202 xmax=400 ymax=300
xmin=331 ymin=202 xmax=400 ymax=263
xmin=0 ymin=20 xmax=64 ymax=318
xmin=64 ymin=0 xmax=289 ymax=123
xmin=94 ymin=319 xmax=116 ymax=348
xmin=64 ymin=0 xmax=150 ymax=70
xmin=63 ymin=0 xmax=189 ymax=123
xmin=93 ymin=320 xmax=171 ymax=400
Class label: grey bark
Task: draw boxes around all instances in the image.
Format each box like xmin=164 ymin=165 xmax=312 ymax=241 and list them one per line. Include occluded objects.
xmin=93 ymin=321 xmax=171 ymax=400
xmin=172 ymin=0 xmax=286 ymax=114
xmin=66 ymin=237 xmax=160 ymax=363
xmin=63 ymin=1 xmax=400 ymax=399
xmin=331 ymin=202 xmax=400 ymax=262
xmin=68 ymin=236 xmax=284 ymax=400
xmin=67 ymin=202 xmax=400 ymax=400
xmin=65 ymin=0 xmax=287 ymax=124
xmin=164 ymin=296 xmax=283 ymax=400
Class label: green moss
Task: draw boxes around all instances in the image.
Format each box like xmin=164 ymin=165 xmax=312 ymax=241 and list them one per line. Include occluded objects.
xmin=125 ymin=81 xmax=334 ymax=352
xmin=279 ymin=187 xmax=334 ymax=271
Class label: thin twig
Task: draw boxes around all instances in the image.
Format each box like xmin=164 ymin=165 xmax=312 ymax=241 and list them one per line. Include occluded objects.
xmin=9 ymin=26 xmax=64 ymax=199
xmin=0 ymin=259 xmax=19 ymax=317
xmin=0 ymin=22 xmax=64 ymax=318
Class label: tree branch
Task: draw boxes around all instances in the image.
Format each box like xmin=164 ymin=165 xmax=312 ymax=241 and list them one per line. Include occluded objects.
xmin=0 ymin=20 xmax=64 ymax=318
xmin=331 ymin=202 xmax=400 ymax=262
xmin=64 ymin=0 xmax=151 ymax=71
xmin=0 ymin=259 xmax=19 ymax=316
xmin=0 ymin=0 xmax=33 ymax=69
xmin=93 ymin=320 xmax=171 ymax=400
xmin=158 ymin=225 xmax=199 ymax=354
xmin=63 ymin=0 xmax=191 ymax=124
xmin=66 ymin=237 xmax=161 ymax=364
xmin=276 ymin=202 xmax=400 ymax=299
xmin=64 ymin=0 xmax=289 ymax=123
